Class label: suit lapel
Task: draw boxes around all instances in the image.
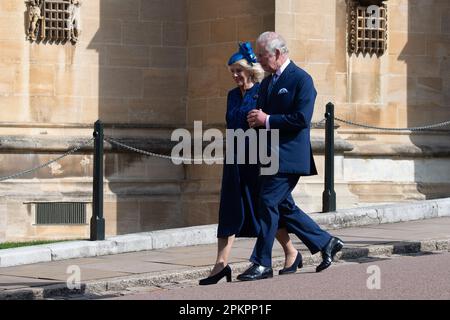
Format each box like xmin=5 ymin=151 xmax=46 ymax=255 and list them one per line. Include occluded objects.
xmin=259 ymin=76 xmax=271 ymax=111
xmin=268 ymin=61 xmax=296 ymax=104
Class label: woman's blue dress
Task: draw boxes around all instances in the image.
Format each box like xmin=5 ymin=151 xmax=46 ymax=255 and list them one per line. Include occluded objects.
xmin=217 ymin=83 xmax=261 ymax=238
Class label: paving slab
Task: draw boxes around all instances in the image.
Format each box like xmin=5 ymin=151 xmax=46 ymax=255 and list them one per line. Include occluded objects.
xmin=0 ymin=275 xmax=61 ymax=290
xmin=0 ymin=264 xmax=131 ymax=282
xmin=80 ymin=261 xmax=188 ymax=274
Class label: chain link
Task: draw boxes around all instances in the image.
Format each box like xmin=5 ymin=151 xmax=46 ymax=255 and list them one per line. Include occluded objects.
xmin=333 ymin=116 xmax=450 ymax=131
xmin=105 ymin=137 xmax=224 ymax=162
xmin=316 ymin=117 xmax=327 ymax=126
xmin=0 ymin=137 xmax=95 ymax=182
xmin=3 ymin=114 xmax=447 ymax=182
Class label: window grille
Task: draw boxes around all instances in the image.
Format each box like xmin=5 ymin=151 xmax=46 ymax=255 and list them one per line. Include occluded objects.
xmin=348 ymin=0 xmax=387 ymax=56
xmin=43 ymin=0 xmax=71 ymax=42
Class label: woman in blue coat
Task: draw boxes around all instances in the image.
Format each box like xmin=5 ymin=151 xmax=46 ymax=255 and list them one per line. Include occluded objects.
xmin=199 ymin=43 xmax=300 ymax=285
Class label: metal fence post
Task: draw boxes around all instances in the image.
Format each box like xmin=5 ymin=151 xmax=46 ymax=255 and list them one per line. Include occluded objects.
xmin=322 ymin=102 xmax=336 ymax=213
xmin=91 ymin=120 xmax=105 ymax=240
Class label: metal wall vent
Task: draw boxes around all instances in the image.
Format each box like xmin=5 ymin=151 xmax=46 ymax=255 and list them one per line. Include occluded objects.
xmin=35 ymin=202 xmax=86 ymax=225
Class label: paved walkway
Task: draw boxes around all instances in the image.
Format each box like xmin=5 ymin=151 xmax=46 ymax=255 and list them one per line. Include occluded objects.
xmin=1 ymin=217 xmax=450 ymax=299
xmin=112 ymin=252 xmax=450 ymax=300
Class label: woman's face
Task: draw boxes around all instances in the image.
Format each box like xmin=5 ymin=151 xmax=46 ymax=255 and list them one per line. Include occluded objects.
xmin=229 ymin=64 xmax=252 ymax=87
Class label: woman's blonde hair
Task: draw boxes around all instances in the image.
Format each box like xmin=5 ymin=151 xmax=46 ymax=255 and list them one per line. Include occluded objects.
xmin=228 ymin=58 xmax=265 ymax=84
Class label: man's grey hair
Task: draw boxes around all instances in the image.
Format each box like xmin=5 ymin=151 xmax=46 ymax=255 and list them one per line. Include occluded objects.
xmin=257 ymin=31 xmax=289 ymax=55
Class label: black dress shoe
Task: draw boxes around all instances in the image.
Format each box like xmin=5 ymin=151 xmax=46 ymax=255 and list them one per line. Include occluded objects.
xmin=199 ymin=265 xmax=232 ymax=285
xmin=237 ymin=263 xmax=273 ymax=281
xmin=279 ymin=251 xmax=303 ymax=275
xmin=316 ymin=237 xmax=344 ymax=273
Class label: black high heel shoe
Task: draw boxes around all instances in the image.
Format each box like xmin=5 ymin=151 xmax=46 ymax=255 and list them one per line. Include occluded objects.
xmin=279 ymin=251 xmax=303 ymax=275
xmin=199 ymin=265 xmax=232 ymax=285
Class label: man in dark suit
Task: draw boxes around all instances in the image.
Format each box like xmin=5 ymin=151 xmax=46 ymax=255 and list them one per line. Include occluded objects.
xmin=237 ymin=32 xmax=344 ymax=281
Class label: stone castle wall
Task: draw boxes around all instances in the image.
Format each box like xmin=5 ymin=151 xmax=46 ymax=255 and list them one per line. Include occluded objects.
xmin=0 ymin=0 xmax=449 ymax=241
xmin=0 ymin=0 xmax=189 ymax=241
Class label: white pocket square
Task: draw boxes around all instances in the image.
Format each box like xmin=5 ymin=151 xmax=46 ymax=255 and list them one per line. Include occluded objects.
xmin=278 ymin=88 xmax=288 ymax=94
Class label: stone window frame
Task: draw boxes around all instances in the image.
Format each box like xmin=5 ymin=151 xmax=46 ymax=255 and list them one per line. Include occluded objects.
xmin=347 ymin=0 xmax=388 ymax=57
xmin=43 ymin=0 xmax=72 ymax=43
xmin=26 ymin=0 xmax=80 ymax=44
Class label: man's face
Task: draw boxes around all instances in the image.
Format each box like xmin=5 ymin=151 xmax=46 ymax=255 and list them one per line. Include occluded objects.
xmin=256 ymin=42 xmax=278 ymax=73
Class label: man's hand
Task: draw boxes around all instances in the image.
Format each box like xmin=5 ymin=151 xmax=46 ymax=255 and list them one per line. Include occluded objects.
xmin=247 ymin=109 xmax=267 ymax=128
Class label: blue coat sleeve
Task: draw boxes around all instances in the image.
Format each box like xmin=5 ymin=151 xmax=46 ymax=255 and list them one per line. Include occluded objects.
xmin=268 ymin=75 xmax=317 ymax=132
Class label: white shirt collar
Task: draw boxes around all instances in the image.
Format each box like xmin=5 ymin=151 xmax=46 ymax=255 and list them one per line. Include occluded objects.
xmin=275 ymin=58 xmax=291 ymax=77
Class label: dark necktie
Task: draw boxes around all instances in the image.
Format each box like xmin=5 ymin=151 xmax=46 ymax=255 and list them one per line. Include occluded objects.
xmin=267 ymin=73 xmax=279 ymax=98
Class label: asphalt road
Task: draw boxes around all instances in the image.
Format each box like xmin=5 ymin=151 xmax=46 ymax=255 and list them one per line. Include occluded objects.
xmin=109 ymin=251 xmax=450 ymax=300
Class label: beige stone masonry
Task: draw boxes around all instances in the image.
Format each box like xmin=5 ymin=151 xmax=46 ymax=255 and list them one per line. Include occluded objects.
xmin=0 ymin=0 xmax=449 ymax=240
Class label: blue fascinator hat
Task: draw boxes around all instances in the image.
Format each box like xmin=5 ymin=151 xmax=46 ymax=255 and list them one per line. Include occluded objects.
xmin=227 ymin=42 xmax=258 ymax=66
